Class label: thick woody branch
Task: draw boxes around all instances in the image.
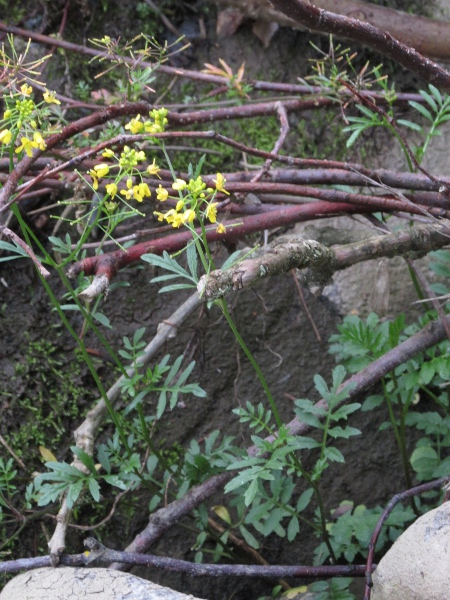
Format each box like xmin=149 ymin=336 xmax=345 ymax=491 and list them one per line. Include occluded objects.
xmin=1 ymin=539 xmax=372 ymax=577
xmin=215 ymin=0 xmax=450 ymax=60
xmin=68 ymin=202 xmax=375 ymax=302
xmin=268 ymin=0 xmax=450 ymax=93
xmin=197 ymin=223 xmax=450 ymax=301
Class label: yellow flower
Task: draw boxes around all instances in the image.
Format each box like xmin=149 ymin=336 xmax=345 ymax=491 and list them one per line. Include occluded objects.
xmin=156 ymin=185 xmax=169 ymax=201
xmin=33 ymin=131 xmax=46 ymax=151
xmin=125 ymin=115 xmax=144 ymax=134
xmin=93 ymin=163 xmax=110 ymax=178
xmin=134 ymin=182 xmax=151 ymax=202
xmin=88 ymin=170 xmax=99 ymax=190
xmin=176 ymin=199 xmax=185 ymax=212
xmin=3 ymin=109 xmax=12 ymax=120
xmin=43 ymin=89 xmax=61 ymax=105
xmin=0 ymin=129 xmax=12 ymax=145
xmin=154 ymin=211 xmax=165 ymax=222
xmin=182 ymin=209 xmax=196 ymax=224
xmin=120 ymin=178 xmax=134 ymax=200
xmin=119 ymin=146 xmax=146 ymax=168
xmin=205 ymin=202 xmax=218 ymax=224
xmin=213 ymin=172 xmax=230 ymax=195
xmin=106 ymin=183 xmax=118 ymax=197
xmin=164 ymin=209 xmax=184 ymax=228
xmin=147 ymin=158 xmax=161 ymax=177
xmin=20 ymin=83 xmax=32 ymax=96
xmin=216 ymin=223 xmax=226 ymax=234
xmin=102 ymin=148 xmax=115 ymax=158
xmin=187 ymin=176 xmax=206 ymax=195
xmin=172 ymin=178 xmax=187 ymax=191
xmin=143 ymin=121 xmax=157 ymax=134
xmin=120 ymin=179 xmax=151 ymax=202
xmin=15 ymin=136 xmax=38 ymax=157
xmin=88 ymin=164 xmax=108 ymax=190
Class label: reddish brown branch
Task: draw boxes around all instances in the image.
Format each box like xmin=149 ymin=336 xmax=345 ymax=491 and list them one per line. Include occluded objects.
xmin=67 ymin=201 xmax=371 ymax=280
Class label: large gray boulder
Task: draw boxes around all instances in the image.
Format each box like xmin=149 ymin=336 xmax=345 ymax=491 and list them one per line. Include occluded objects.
xmin=372 ymin=501 xmax=450 ymax=600
xmin=0 ymin=567 xmax=205 ymax=600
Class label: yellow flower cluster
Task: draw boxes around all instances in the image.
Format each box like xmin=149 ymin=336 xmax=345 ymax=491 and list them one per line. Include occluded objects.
xmin=124 ymin=108 xmax=169 ymax=135
xmin=0 ymin=82 xmax=60 ymax=156
xmin=153 ymin=173 xmax=229 ymax=233
xmin=89 ymin=148 xmax=159 ymax=204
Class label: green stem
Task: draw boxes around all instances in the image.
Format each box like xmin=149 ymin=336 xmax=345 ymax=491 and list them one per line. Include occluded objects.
xmin=219 ymin=299 xmax=282 ymax=429
xmin=382 ymin=378 xmax=412 ymax=490
xmin=136 ymin=403 xmax=173 ymax=473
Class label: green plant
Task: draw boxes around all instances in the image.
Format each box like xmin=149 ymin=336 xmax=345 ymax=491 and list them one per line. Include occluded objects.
xmin=329 ymin=312 xmax=450 ymax=489
xmin=3 ymin=25 xmax=450 ymax=600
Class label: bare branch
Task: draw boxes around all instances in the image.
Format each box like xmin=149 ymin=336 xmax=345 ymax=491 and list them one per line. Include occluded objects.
xmin=197 ymin=223 xmax=450 ymax=301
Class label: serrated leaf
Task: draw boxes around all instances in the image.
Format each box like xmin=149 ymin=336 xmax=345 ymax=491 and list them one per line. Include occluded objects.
xmin=97 ymin=445 xmax=111 ymax=474
xmin=186 ymin=242 xmax=198 ymax=281
xmin=362 ymin=395 xmax=384 ymax=411
xmin=158 ymin=283 xmax=196 ymax=294
xmin=324 ymin=446 xmax=345 ymax=463
xmin=239 ymin=524 xmax=259 ymax=549
xmin=419 ymin=90 xmax=438 ymax=112
xmin=157 ymin=389 xmax=167 ymax=419
xmin=66 ymin=480 xmax=84 ymax=508
xmin=397 ymin=119 xmax=422 ymax=132
xmin=71 ymin=447 xmax=97 ymax=474
xmin=102 ymin=475 xmax=127 ymax=490
xmin=93 ymin=311 xmax=111 ymax=328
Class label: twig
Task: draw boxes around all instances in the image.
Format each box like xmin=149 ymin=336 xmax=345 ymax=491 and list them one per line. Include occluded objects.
xmin=0 ymin=224 xmax=50 ymax=277
xmin=0 ymin=435 xmax=26 ymax=469
xmin=291 ymin=269 xmax=322 ymax=342
xmin=0 ymin=538 xmax=373 ymax=577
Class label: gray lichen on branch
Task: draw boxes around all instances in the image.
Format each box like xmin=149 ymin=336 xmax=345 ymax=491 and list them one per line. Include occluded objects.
xmin=197 ymin=223 xmax=450 ymax=301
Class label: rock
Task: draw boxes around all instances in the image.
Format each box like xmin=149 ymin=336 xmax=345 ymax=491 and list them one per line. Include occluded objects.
xmin=0 ymin=567 xmax=205 ymax=600
xmin=372 ymin=501 xmax=450 ymax=600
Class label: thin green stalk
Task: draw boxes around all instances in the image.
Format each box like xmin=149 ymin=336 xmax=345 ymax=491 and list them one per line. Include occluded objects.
xmin=136 ymin=403 xmax=173 ymax=473
xmin=219 ymin=298 xmax=282 ymax=429
xmin=382 ymin=378 xmax=413 ymax=490
xmin=12 ymin=207 xmax=131 ymax=456
xmin=291 ymin=451 xmax=337 ymax=561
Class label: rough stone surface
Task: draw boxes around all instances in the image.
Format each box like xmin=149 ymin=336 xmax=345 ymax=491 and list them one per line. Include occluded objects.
xmin=0 ymin=567 xmax=205 ymax=600
xmin=372 ymin=502 xmax=450 ymax=600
